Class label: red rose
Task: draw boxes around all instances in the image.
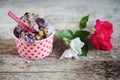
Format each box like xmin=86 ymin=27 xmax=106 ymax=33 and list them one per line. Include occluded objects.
xmin=90 ymin=19 xmax=113 ymax=51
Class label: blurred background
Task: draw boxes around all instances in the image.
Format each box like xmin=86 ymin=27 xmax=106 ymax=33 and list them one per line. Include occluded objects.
xmin=0 ymin=0 xmax=120 ymax=39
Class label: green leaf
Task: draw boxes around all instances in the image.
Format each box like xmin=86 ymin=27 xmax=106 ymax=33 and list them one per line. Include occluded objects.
xmin=81 ymin=45 xmax=88 ymax=56
xmin=58 ymin=30 xmax=74 ymax=40
xmin=79 ymin=15 xmax=89 ymax=29
xmin=74 ymin=30 xmax=90 ymax=40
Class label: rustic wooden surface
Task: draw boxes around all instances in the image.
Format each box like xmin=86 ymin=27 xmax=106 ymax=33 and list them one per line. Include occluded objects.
xmin=0 ymin=37 xmax=120 ymax=80
xmin=0 ymin=0 xmax=120 ymax=80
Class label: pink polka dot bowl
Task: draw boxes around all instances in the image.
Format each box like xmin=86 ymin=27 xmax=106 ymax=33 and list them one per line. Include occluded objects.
xmin=13 ymin=30 xmax=55 ymax=60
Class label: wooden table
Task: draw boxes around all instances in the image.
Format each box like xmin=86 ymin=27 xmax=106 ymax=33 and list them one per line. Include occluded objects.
xmin=0 ymin=36 xmax=120 ymax=80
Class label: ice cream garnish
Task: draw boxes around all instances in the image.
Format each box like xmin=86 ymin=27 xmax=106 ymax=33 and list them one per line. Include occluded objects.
xmin=8 ymin=11 xmax=35 ymax=33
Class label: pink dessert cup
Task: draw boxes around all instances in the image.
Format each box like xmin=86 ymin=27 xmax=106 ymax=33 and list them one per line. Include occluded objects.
xmin=13 ymin=24 xmax=55 ymax=60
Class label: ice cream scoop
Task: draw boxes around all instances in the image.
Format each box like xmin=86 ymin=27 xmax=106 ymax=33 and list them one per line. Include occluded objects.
xmin=10 ymin=11 xmax=54 ymax=44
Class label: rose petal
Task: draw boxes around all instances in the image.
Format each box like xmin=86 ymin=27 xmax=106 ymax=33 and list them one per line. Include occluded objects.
xmin=90 ymin=34 xmax=99 ymax=50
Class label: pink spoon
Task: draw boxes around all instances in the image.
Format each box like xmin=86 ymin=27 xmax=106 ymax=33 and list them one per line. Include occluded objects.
xmin=8 ymin=11 xmax=35 ymax=33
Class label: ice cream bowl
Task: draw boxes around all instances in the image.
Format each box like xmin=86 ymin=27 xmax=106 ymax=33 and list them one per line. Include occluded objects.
xmin=12 ymin=25 xmax=55 ymax=60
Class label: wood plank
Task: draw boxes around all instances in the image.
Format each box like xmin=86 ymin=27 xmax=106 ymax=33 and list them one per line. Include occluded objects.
xmin=0 ymin=73 xmax=108 ymax=80
xmin=0 ymin=60 xmax=120 ymax=75
xmin=0 ymin=61 xmax=120 ymax=80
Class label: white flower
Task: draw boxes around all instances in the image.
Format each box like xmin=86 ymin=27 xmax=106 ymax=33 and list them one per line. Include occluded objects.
xmin=70 ymin=37 xmax=84 ymax=55
xmin=60 ymin=49 xmax=78 ymax=59
xmin=60 ymin=37 xmax=84 ymax=59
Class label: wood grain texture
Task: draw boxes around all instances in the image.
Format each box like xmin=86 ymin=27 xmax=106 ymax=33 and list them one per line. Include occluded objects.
xmin=0 ymin=37 xmax=120 ymax=80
